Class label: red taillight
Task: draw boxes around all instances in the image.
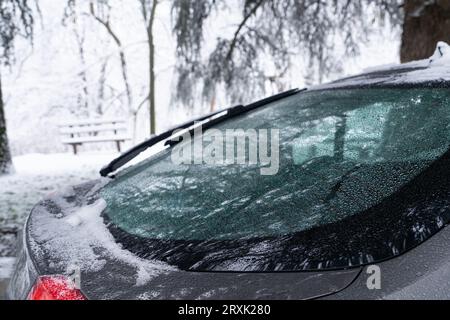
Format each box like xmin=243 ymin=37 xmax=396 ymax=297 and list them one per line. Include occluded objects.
xmin=28 ymin=276 xmax=86 ymax=300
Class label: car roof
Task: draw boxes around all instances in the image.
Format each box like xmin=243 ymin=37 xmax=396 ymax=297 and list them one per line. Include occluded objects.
xmin=310 ymin=42 xmax=450 ymax=91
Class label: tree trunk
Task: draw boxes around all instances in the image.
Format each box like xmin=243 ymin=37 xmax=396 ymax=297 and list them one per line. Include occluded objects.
xmin=147 ymin=0 xmax=158 ymax=136
xmin=401 ymin=0 xmax=450 ymax=63
xmin=0 ymin=72 xmax=13 ymax=175
xmin=97 ymin=60 xmax=108 ymax=116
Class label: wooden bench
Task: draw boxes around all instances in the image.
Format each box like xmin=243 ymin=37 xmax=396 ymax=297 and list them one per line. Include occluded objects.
xmin=59 ymin=118 xmax=132 ymax=155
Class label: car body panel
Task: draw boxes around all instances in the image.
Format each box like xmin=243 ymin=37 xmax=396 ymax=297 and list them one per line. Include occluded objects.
xmin=7 ymin=47 xmax=450 ymax=299
xmin=8 ymin=181 xmax=362 ymax=300
xmin=324 ymin=221 xmax=450 ymax=300
xmin=10 ymin=176 xmax=450 ymax=300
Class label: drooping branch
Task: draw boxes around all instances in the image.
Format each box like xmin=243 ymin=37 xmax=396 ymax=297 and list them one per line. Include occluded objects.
xmin=226 ymin=0 xmax=266 ymax=62
xmin=171 ymin=0 xmax=403 ymax=106
xmin=0 ymin=0 xmax=34 ymax=65
xmin=0 ymin=71 xmax=12 ymax=174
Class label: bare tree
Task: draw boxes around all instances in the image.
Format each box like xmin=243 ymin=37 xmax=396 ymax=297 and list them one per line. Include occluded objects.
xmin=87 ymin=0 xmax=133 ymax=112
xmin=64 ymin=0 xmax=162 ymax=141
xmin=0 ymin=0 xmax=34 ymax=174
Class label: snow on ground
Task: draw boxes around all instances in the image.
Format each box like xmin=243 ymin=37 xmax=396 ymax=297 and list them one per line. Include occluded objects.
xmin=0 ymin=152 xmax=118 ymax=258
xmin=0 ymin=258 xmax=15 ymax=279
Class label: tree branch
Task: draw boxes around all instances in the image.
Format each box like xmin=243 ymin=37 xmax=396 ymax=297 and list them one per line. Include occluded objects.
xmin=226 ymin=0 xmax=265 ymax=61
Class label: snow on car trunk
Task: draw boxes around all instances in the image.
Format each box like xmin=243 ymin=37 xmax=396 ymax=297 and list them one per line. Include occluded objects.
xmin=27 ymin=179 xmax=176 ymax=287
xmin=0 ymin=152 xmax=119 ymax=257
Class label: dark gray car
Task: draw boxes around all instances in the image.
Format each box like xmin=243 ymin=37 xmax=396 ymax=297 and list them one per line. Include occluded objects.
xmin=7 ymin=48 xmax=450 ymax=300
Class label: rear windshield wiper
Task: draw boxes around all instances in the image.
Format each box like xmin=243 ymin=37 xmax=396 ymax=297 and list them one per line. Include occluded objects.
xmin=100 ymin=88 xmax=303 ymax=177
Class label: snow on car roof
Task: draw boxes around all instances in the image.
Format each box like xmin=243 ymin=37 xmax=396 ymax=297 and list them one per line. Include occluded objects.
xmin=311 ymin=42 xmax=450 ymax=91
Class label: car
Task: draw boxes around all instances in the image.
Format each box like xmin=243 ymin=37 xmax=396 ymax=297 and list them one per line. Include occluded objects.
xmin=7 ymin=42 xmax=450 ymax=300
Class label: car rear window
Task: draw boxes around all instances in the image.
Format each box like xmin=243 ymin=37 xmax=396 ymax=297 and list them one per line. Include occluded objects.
xmin=100 ymin=87 xmax=450 ymax=272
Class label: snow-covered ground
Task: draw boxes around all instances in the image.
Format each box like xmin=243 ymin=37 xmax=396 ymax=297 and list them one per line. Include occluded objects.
xmin=0 ymin=258 xmax=15 ymax=279
xmin=0 ymin=152 xmax=118 ymax=259
xmin=0 ymin=257 xmax=15 ymax=299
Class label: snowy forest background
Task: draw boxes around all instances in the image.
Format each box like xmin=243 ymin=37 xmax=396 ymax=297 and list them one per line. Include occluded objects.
xmin=5 ymin=0 xmax=401 ymax=156
xmin=0 ymin=0 xmax=449 ymax=287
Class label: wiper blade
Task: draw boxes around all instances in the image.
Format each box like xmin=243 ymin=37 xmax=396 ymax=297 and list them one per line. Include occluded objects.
xmin=100 ymin=88 xmax=303 ymax=177
xmin=99 ymin=109 xmax=230 ymax=177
